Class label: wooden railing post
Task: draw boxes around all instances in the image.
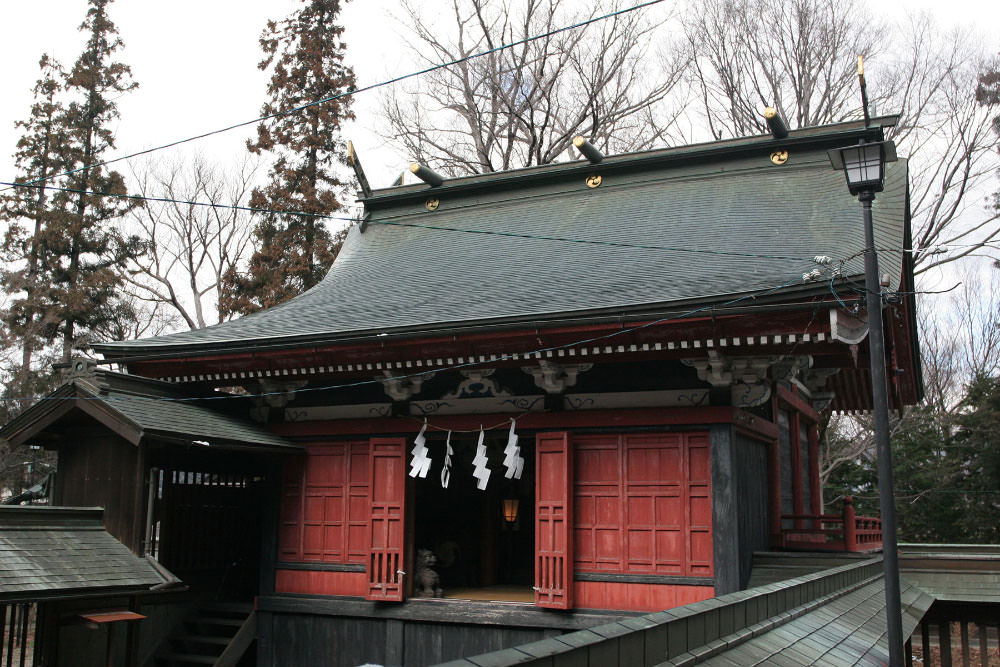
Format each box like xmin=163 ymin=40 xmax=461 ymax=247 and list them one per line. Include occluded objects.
xmin=843 ymin=496 xmax=857 ymax=552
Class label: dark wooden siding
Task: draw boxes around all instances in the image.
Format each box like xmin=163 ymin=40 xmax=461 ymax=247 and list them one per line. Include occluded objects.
xmin=54 ymin=434 xmax=141 ymax=552
xmin=402 ymin=621 xmax=558 ymax=666
xmin=260 ymin=611 xmax=563 ymax=666
xmin=734 ymin=433 xmax=770 ymax=589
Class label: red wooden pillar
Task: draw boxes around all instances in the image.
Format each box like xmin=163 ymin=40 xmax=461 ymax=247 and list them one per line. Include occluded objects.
xmin=790 ymin=411 xmax=804 ymax=528
xmin=535 ymin=431 xmax=573 ymax=610
xmin=809 ymin=422 xmax=822 ymax=517
xmin=365 ymin=438 xmax=406 ymax=601
xmin=767 ymin=437 xmax=783 ymax=548
xmin=843 ymin=496 xmax=857 ymax=552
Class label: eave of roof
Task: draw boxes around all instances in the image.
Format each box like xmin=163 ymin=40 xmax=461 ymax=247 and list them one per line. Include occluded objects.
xmin=93 ymin=117 xmax=910 ymax=361
xmin=0 ymin=506 xmax=178 ymax=602
xmin=0 ymin=370 xmax=301 ymax=452
xmin=364 ymin=115 xmax=899 ymax=206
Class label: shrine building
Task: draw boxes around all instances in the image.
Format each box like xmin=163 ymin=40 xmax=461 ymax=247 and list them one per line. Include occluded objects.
xmin=0 ymin=115 xmax=924 ymax=666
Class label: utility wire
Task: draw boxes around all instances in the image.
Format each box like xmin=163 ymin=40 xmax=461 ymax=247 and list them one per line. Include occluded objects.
xmin=7 ymin=179 xmax=969 ymax=264
xmin=367 ymin=219 xmax=813 ymax=261
xmin=0 ymin=180 xmax=821 ymax=262
xmin=1 ymin=180 xmax=338 ymax=221
xmin=3 ymin=0 xmax=667 ymax=193
xmin=0 ymin=270 xmax=812 ymax=405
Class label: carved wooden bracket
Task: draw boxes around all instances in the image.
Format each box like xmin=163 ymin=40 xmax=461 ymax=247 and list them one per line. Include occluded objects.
xmin=521 ymin=362 xmax=593 ymax=394
xmin=441 ymin=369 xmax=510 ymax=399
xmin=379 ymin=370 xmax=436 ymax=402
xmin=250 ymin=379 xmax=308 ymax=422
xmin=682 ymin=351 xmax=813 ymax=408
xmin=799 ymin=367 xmax=840 ymax=412
xmin=830 ymin=307 xmax=869 ymax=344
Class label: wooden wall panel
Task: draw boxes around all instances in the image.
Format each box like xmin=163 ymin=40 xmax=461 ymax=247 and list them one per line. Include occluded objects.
xmin=574 ymin=432 xmax=713 ymax=582
xmin=263 ymin=612 xmax=562 ymax=667
xmin=366 ymin=438 xmax=406 ymax=601
xmin=734 ymin=433 xmax=771 ymax=589
xmin=278 ymin=442 xmax=369 ymax=564
xmin=268 ymin=614 xmax=390 ymax=667
xmin=573 ymin=436 xmax=622 ymax=572
xmin=56 ymin=435 xmax=140 ymax=552
xmin=574 ymin=581 xmax=714 ymax=613
xmin=686 ymin=433 xmax=713 ymax=577
xmin=402 ymin=621 xmax=557 ymax=666
xmin=274 ymin=569 xmax=367 ymax=597
xmin=535 ymin=431 xmax=573 ymax=610
xmin=278 ymin=456 xmax=305 ymax=560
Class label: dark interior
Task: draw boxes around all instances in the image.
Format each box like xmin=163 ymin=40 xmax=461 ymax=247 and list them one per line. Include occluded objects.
xmin=413 ymin=429 xmax=535 ymax=598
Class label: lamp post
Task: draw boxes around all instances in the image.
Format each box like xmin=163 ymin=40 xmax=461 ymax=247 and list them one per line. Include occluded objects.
xmin=828 ymin=139 xmax=903 ymax=667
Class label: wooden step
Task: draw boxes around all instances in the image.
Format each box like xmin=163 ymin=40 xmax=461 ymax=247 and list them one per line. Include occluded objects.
xmin=171 ymin=634 xmax=230 ymax=647
xmin=188 ymin=615 xmax=245 ymax=629
xmin=157 ymin=652 xmax=217 ymax=665
xmin=200 ymin=601 xmax=253 ymax=615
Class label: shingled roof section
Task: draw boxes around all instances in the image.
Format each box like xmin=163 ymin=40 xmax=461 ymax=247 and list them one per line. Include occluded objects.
xmin=441 ymin=557 xmax=937 ymax=667
xmin=0 ymin=370 xmax=301 ymax=452
xmin=94 ymin=117 xmax=909 ymax=357
xmin=0 ymin=506 xmax=177 ymax=602
xmin=900 ymin=544 xmax=1000 ymax=604
xmin=697 ymin=578 xmax=933 ymax=666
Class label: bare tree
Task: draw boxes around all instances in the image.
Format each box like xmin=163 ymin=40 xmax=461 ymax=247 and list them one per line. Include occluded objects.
xmin=681 ymin=0 xmax=1000 ymax=273
xmin=887 ymin=22 xmax=1000 ymax=272
xmin=821 ymin=267 xmax=1000 ymax=486
xmin=119 ymin=155 xmax=261 ymax=330
xmin=682 ymin=0 xmax=888 ymax=138
xmin=381 ymin=0 xmax=686 ymax=175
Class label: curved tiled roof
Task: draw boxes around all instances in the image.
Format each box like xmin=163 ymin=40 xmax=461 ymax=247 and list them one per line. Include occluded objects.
xmin=96 ymin=122 xmax=908 ymax=356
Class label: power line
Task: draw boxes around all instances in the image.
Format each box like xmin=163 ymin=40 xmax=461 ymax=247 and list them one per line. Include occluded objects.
xmin=1 ymin=180 xmax=339 ymax=221
xmin=0 ymin=180 xmax=822 ymax=262
xmin=15 ymin=179 xmax=962 ymax=264
xmin=367 ymin=219 xmax=812 ymax=261
xmin=3 ymin=0 xmax=667 ymax=193
xmin=10 ymin=179 xmax=993 ymax=262
xmin=0 ymin=271 xmax=815 ymax=405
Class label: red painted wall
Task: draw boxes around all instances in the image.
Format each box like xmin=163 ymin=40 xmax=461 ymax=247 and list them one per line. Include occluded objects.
xmin=574 ymin=432 xmax=713 ymax=578
xmin=274 ymin=569 xmax=367 ymax=596
xmin=275 ymin=429 xmax=717 ymax=611
xmin=574 ymin=581 xmax=714 ymax=612
xmin=278 ymin=441 xmax=370 ymax=563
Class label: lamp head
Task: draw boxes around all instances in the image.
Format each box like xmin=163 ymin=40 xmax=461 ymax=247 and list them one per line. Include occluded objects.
xmin=827 ymin=140 xmax=897 ymax=196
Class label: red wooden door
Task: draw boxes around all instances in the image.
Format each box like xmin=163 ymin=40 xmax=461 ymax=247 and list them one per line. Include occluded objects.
xmin=365 ymin=438 xmax=406 ymax=601
xmin=535 ymin=431 xmax=574 ymax=609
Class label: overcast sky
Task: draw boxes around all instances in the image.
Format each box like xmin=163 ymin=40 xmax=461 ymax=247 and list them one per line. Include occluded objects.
xmin=1 ymin=0 xmax=997 ymax=202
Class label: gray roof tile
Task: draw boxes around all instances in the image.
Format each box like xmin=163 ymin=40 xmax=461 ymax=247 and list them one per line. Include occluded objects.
xmin=0 ymin=507 xmax=174 ymax=601
xmin=699 ymin=579 xmax=933 ymax=666
xmin=95 ymin=128 xmax=908 ymax=356
xmin=0 ymin=371 xmax=299 ymax=452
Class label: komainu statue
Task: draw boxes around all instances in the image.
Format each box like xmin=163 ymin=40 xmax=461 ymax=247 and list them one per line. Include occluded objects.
xmin=415 ymin=549 xmax=443 ymax=597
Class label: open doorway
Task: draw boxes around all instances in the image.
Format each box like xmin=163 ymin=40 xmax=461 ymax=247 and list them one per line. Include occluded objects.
xmin=413 ymin=431 xmax=535 ymax=602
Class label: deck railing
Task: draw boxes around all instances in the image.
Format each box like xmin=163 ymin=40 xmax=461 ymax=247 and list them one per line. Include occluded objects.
xmin=780 ymin=496 xmax=882 ymax=552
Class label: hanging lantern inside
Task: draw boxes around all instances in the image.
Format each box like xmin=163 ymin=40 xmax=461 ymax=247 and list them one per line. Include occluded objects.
xmin=502 ymin=498 xmax=520 ymax=524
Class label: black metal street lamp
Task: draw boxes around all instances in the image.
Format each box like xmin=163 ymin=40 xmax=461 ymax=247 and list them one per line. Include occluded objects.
xmin=827 ymin=138 xmax=903 ymax=667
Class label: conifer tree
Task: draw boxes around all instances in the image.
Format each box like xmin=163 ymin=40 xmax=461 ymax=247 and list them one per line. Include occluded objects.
xmin=49 ymin=0 xmax=141 ymax=361
xmin=0 ymin=55 xmax=68 ymax=415
xmin=220 ymin=0 xmax=356 ymax=317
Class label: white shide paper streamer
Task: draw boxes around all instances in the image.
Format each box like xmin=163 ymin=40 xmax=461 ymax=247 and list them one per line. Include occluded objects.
xmin=472 ymin=427 xmax=491 ymax=490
